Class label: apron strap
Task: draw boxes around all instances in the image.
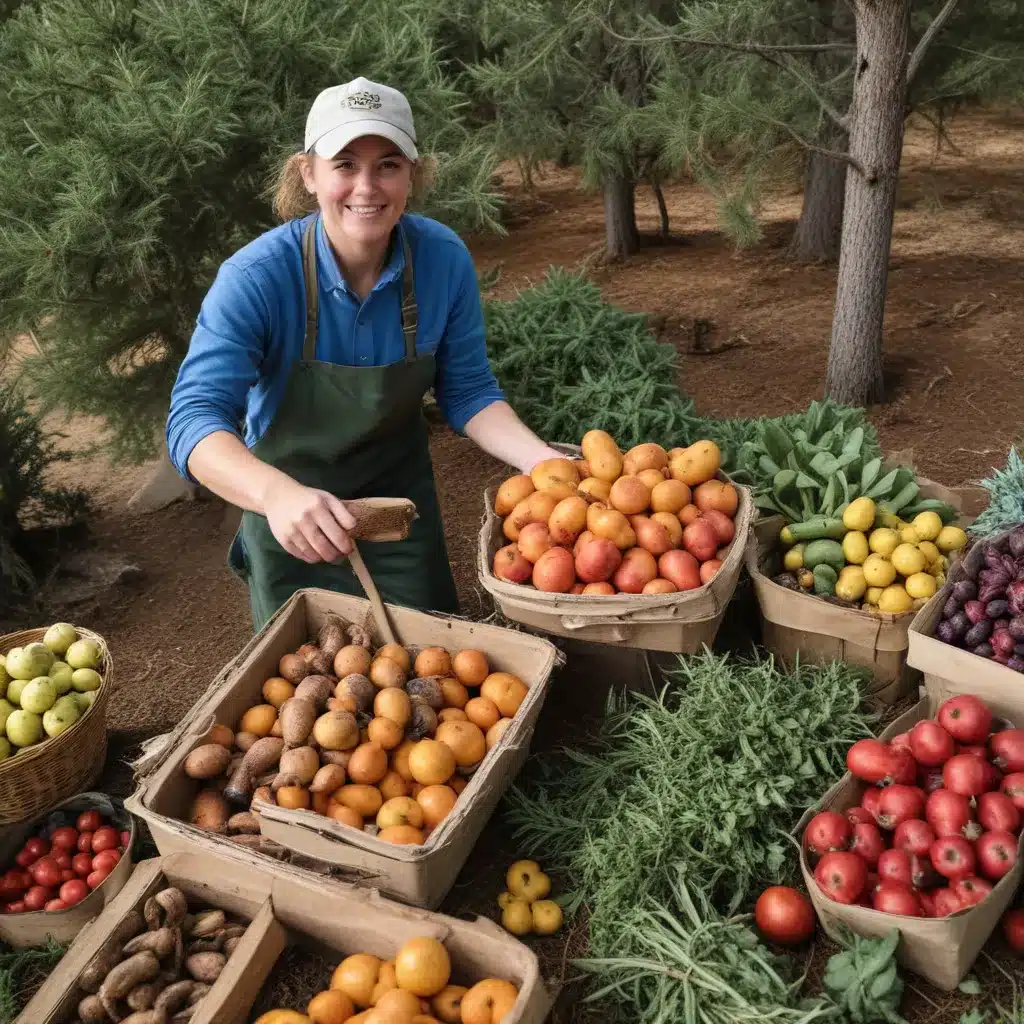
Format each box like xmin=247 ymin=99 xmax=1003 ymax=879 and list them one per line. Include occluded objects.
xmin=301 ymin=216 xmax=417 ymax=364
xmin=301 ymin=216 xmax=319 ymax=363
xmin=399 ymin=233 xmax=417 ymax=364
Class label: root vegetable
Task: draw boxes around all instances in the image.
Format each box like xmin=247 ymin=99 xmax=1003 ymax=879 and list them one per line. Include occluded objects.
xmin=80 ymin=910 xmax=146 ymax=992
xmin=279 ymin=745 xmax=319 ymax=784
xmin=100 ymin=951 xmax=161 ymax=1019
xmin=336 ymin=674 xmax=375 ymax=712
xmin=310 ymin=764 xmax=346 ymax=793
xmin=251 ymin=786 xmax=272 ymax=809
xmin=79 ymin=994 xmax=108 ymax=1022
xmin=124 ymin=927 xmax=177 ymax=958
xmin=187 ymin=937 xmax=223 ymax=955
xmin=278 ymin=653 xmax=309 ymax=684
xmin=223 ymin=936 xmax=242 ymax=957
xmin=127 ymin=981 xmax=167 ymax=1011
xmin=294 ymin=676 xmax=334 ymax=710
xmin=155 ymin=889 xmax=187 ymax=931
xmin=227 ymin=812 xmax=260 ymax=834
xmin=234 ymin=732 xmax=258 ymax=753
xmin=408 ymin=703 xmax=438 ymax=740
xmin=185 ymin=952 xmax=226 ymax=983
xmin=224 ymin=737 xmax=285 ymax=805
xmin=187 ymin=984 xmax=211 ymax=1005
xmin=302 ymin=647 xmax=334 ymax=676
xmin=318 ymin=617 xmax=347 ymax=661
xmin=189 ymin=911 xmax=225 ymax=938
xmin=183 ymin=744 xmax=233 ymax=780
xmin=405 ymin=676 xmax=445 ymax=710
xmin=155 ymin=981 xmax=198 ymax=1015
xmin=346 ymin=625 xmax=372 ymax=649
xmin=277 ymin=697 xmax=317 ymax=749
xmin=119 ymin=1012 xmax=167 ymax=1024
xmin=189 ymin=789 xmax=230 ymax=832
xmin=319 ymin=749 xmax=352 ymax=768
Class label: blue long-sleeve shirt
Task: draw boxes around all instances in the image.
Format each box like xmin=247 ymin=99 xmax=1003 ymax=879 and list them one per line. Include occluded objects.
xmin=166 ymin=212 xmax=505 ymax=481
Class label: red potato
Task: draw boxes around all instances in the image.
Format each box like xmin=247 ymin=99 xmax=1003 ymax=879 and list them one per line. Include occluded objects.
xmin=517 ymin=522 xmax=554 ymax=564
xmin=76 ymin=811 xmax=102 ymax=833
xmin=120 ymin=831 xmax=131 ymax=849
xmin=633 ymin=516 xmax=674 ymax=556
xmin=77 ymin=832 xmax=95 ymax=853
xmin=43 ymin=899 xmax=66 ymax=912
xmin=573 ymin=531 xmax=595 ymax=558
xmin=30 ymin=857 xmax=63 ymax=890
xmin=87 ymin=866 xmax=113 ymax=889
xmin=683 ymin=518 xmax=719 ymax=562
xmin=23 ymin=886 xmax=49 ymax=912
xmin=581 ymin=582 xmax=616 ymax=595
xmin=60 ymin=879 xmax=89 ymax=906
xmin=72 ymin=853 xmax=93 ymax=877
xmin=700 ymin=509 xmax=735 ymax=546
xmin=49 ymin=827 xmax=79 ymax=851
xmin=92 ymin=827 xmax=119 ymax=854
xmin=493 ymin=544 xmax=532 ymax=584
xmin=642 ymin=578 xmax=678 ymax=594
xmin=92 ymin=849 xmax=121 ymax=872
xmin=53 ymin=851 xmax=72 ymax=871
xmin=532 ymin=546 xmax=576 ymax=593
xmin=613 ymin=548 xmax=658 ymax=594
xmin=575 ymin=537 xmax=622 ymax=584
xmin=658 ymin=550 xmax=701 ymax=591
xmin=700 ymin=559 xmax=722 ymax=584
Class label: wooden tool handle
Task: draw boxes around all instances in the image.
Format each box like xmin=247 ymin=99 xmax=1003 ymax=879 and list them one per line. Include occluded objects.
xmin=347 ymin=543 xmax=398 ymax=647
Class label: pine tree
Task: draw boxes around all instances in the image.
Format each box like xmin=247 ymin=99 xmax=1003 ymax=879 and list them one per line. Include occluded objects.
xmin=0 ymin=0 xmax=500 ymax=462
xmin=604 ymin=0 xmax=1022 ymax=404
xmin=462 ymin=0 xmax=694 ymax=261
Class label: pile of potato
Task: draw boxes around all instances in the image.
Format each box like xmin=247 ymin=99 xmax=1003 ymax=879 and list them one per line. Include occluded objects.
xmin=257 ymin=934 xmax=521 ymax=1024
xmin=182 ymin=616 xmax=529 ymax=847
xmin=74 ymin=885 xmax=247 ymax=1024
xmin=492 ymin=432 xmax=740 ymax=595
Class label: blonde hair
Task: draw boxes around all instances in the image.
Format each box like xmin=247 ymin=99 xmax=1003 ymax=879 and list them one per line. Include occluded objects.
xmin=272 ymin=152 xmax=437 ymax=222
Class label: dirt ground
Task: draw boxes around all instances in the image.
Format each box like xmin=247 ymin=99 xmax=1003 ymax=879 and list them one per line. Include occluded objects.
xmin=8 ymin=106 xmax=1024 ymax=1021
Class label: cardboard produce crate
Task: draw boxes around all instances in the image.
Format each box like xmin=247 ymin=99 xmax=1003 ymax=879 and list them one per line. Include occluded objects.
xmin=19 ymin=851 xmax=553 ymax=1024
xmin=796 ymin=673 xmax=1024 ymax=991
xmin=748 ymin=473 xmax=965 ymax=705
xmin=0 ymin=792 xmax=137 ymax=948
xmin=478 ymin=448 xmax=753 ymax=652
xmin=126 ymin=588 xmax=562 ymax=909
xmin=907 ymin=528 xmax=1024 ymax=692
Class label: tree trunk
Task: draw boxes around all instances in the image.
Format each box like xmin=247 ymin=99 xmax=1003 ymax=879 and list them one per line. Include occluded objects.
xmin=652 ymin=181 xmax=670 ymax=239
xmin=825 ymin=0 xmax=910 ymax=407
xmin=603 ymin=174 xmax=639 ymax=260
xmin=791 ymin=133 xmax=848 ymax=262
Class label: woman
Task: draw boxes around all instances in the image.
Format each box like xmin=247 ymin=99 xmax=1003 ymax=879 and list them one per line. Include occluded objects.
xmin=166 ymin=77 xmax=562 ymax=630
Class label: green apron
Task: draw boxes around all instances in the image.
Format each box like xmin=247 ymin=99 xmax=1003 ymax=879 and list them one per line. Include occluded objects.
xmin=228 ymin=215 xmax=460 ymax=632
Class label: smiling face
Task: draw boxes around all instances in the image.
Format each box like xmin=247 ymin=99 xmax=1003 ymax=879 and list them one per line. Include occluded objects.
xmin=301 ymin=134 xmax=413 ymax=249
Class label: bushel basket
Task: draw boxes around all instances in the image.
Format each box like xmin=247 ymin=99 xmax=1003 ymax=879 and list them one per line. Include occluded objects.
xmin=0 ymin=627 xmax=112 ymax=825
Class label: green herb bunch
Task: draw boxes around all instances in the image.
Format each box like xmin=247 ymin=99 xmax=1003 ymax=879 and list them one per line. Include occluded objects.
xmin=483 ymin=268 xmax=706 ymax=453
xmin=823 ymin=930 xmax=906 ymax=1024
xmin=970 ymin=447 xmax=1024 ymax=537
xmin=574 ymin=872 xmax=837 ymax=1024
xmin=505 ymin=650 xmax=876 ymax=924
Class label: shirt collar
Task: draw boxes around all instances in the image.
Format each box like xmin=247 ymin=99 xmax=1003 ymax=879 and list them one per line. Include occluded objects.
xmin=313 ymin=213 xmax=407 ymax=296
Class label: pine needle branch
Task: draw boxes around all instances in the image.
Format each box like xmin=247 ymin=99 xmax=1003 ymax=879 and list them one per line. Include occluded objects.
xmin=907 ymin=0 xmax=960 ymax=85
xmin=595 ymin=19 xmax=854 ymax=55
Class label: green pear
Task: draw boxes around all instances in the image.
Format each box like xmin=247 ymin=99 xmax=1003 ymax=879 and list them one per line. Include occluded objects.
xmin=42 ymin=622 xmax=79 ymax=656
xmin=5 ymin=709 xmax=43 ymax=747
xmin=66 ymin=639 xmax=101 ymax=671
xmin=71 ymin=669 xmax=102 ymax=693
xmin=48 ymin=661 xmax=73 ymax=695
xmin=19 ymin=677 xmax=57 ymax=714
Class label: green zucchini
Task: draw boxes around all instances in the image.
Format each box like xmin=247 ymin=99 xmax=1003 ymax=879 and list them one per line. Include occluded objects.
xmin=804 ymin=539 xmax=846 ymax=573
xmin=813 ymin=564 xmax=838 ymax=596
xmin=787 ymin=518 xmax=848 ymax=542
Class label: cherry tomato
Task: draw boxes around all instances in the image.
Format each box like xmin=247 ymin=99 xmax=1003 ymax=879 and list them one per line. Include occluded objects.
xmin=50 ymin=827 xmax=79 ymax=851
xmin=76 ymin=810 xmax=102 ymax=833
xmin=44 ymin=899 xmax=67 ymax=912
xmin=92 ymin=849 xmax=121 ymax=872
xmin=60 ymin=879 xmax=89 ymax=906
xmin=77 ymin=832 xmax=95 ymax=853
xmin=72 ymin=853 xmax=94 ymax=877
xmin=15 ymin=848 xmax=38 ymax=868
xmin=120 ymin=831 xmax=131 ymax=848
xmin=25 ymin=837 xmax=50 ymax=859
xmin=61 ymin=870 xmax=75 ymax=883
xmin=5 ymin=900 xmax=27 ymax=914
xmin=13 ymin=871 xmax=32 ymax=890
xmin=29 ymin=856 xmax=63 ymax=890
xmin=23 ymin=886 xmax=50 ymax=912
xmin=0 ymin=872 xmax=26 ymax=899
xmin=92 ymin=827 xmax=119 ymax=854
xmin=86 ymin=866 xmax=112 ymax=890
xmin=53 ymin=851 xmax=72 ymax=871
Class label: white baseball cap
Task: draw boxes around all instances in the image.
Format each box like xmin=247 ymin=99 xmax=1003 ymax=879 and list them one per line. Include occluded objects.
xmin=304 ymin=77 xmax=418 ymax=161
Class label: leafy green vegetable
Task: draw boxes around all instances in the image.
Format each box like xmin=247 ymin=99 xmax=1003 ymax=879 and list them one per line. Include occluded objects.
xmin=823 ymin=930 xmax=905 ymax=1024
xmin=0 ymin=938 xmax=67 ymax=1022
xmin=970 ymin=447 xmax=1024 ymax=537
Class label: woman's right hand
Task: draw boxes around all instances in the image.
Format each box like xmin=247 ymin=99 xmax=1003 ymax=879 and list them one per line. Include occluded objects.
xmin=263 ymin=477 xmax=357 ymax=564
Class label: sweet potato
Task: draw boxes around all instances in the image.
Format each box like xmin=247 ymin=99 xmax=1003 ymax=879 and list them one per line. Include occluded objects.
xmin=277 ymin=697 xmax=317 ymax=749
xmin=223 ymin=736 xmax=284 ymax=805
xmin=189 ymin=789 xmax=230 ymax=832
xmin=99 ymin=951 xmax=161 ymax=1019
xmin=80 ymin=910 xmax=146 ymax=992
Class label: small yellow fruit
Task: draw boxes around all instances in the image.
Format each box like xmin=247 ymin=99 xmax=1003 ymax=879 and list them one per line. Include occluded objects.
xmin=843 ymin=497 xmax=876 ymax=533
xmin=531 ymin=900 xmax=564 ymax=935
xmin=917 ymin=541 xmax=940 ymax=566
xmin=905 ymin=572 xmax=937 ymax=600
xmin=891 ymin=543 xmax=927 ymax=577
xmin=878 ymin=584 xmax=913 ymax=614
xmin=863 ymin=554 xmax=897 ymax=588
xmin=836 ymin=565 xmax=867 ymax=602
xmin=506 ymin=860 xmax=551 ymax=901
xmin=912 ymin=598 xmax=929 ymax=610
xmin=869 ymin=528 xmax=900 ymax=557
xmin=779 ymin=526 xmax=795 ymax=547
xmin=783 ymin=544 xmax=805 ymax=572
xmin=900 ymin=526 xmax=921 ymax=545
xmin=842 ymin=531 xmax=869 ymax=566
xmin=864 ymin=586 xmax=884 ymax=606
xmin=501 ymin=899 xmax=534 ymax=936
xmin=912 ymin=511 xmax=943 ymax=542
xmin=936 ymin=525 xmax=968 ymax=553
xmin=935 ymin=573 xmax=947 ymax=588
xmin=497 ymin=892 xmax=516 ymax=910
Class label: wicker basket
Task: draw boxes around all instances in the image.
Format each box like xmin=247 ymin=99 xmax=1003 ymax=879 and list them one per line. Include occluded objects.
xmin=0 ymin=626 xmax=112 ymax=825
